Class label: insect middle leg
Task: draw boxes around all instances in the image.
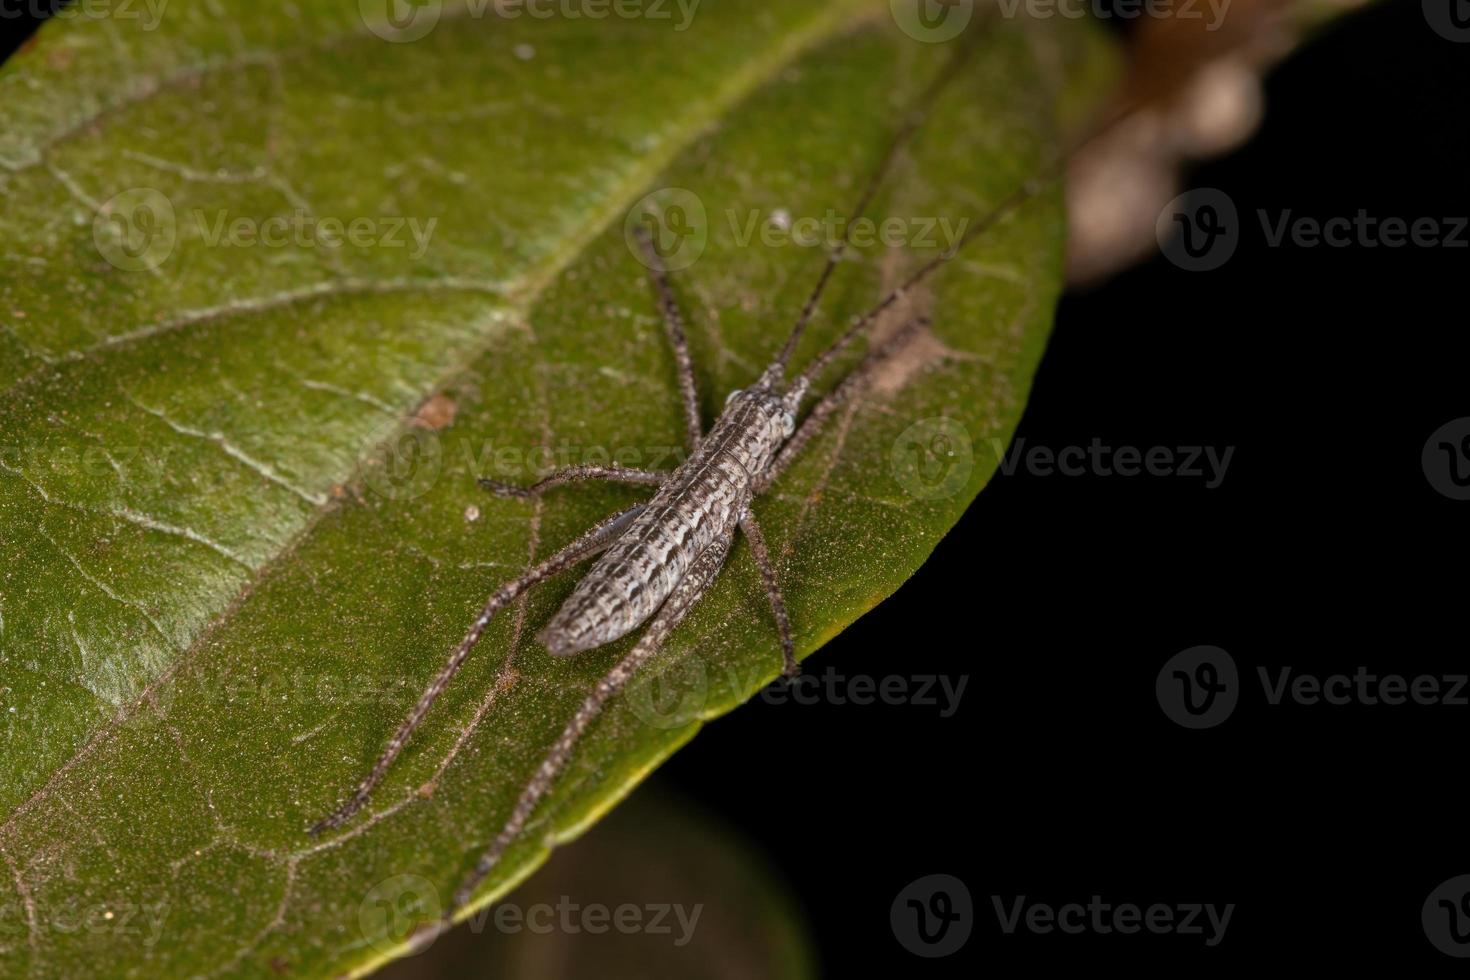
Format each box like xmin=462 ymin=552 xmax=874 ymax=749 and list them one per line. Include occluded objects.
xmin=481 ymin=225 xmax=706 ymax=500
xmin=635 ymin=225 xmax=704 ymax=452
xmin=309 ymin=503 xmax=649 ymax=835
xmin=448 ymin=524 xmax=737 ymax=914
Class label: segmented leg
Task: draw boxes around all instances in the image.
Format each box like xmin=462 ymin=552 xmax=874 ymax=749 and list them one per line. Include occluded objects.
xmin=759 ymin=316 xmax=931 ymax=494
xmin=448 ymin=525 xmax=738 ymax=915
xmin=634 ymin=226 xmax=704 ymax=451
xmin=309 ymin=504 xmax=648 ymax=836
xmin=479 ymin=465 xmax=666 ymax=499
xmin=739 ymin=510 xmax=798 ymax=678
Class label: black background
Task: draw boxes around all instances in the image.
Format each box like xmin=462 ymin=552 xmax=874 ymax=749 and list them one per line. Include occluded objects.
xmin=4 ymin=1 xmax=1467 ymax=975
xmin=660 ymin=3 xmax=1470 ymax=975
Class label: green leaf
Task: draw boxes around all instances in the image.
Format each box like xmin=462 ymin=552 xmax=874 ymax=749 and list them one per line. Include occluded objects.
xmin=0 ymin=1 xmax=1113 ymax=976
xmin=374 ymin=788 xmax=815 ymax=980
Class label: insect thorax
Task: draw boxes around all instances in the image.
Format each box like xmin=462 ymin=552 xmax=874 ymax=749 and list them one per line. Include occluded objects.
xmin=720 ymin=386 xmax=796 ymax=475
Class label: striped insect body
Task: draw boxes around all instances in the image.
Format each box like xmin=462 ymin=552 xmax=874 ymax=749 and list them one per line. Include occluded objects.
xmin=538 ymin=388 xmax=795 ymax=656
xmin=308 ymin=29 xmax=1089 ymax=932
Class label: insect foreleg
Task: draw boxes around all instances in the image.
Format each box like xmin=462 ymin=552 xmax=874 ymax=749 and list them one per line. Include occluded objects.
xmin=738 ymin=510 xmax=798 ymax=679
xmin=479 ymin=465 xmax=666 ymax=499
xmin=447 ymin=524 xmax=737 ymax=916
xmin=308 ymin=503 xmax=649 ymax=836
xmin=634 ymin=226 xmax=704 ymax=452
xmin=759 ymin=315 xmax=930 ymax=494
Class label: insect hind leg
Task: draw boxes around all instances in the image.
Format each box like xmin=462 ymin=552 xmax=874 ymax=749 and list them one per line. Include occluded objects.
xmin=307 ymin=503 xmax=648 ymax=836
xmin=739 ymin=511 xmax=799 ymax=679
xmin=448 ymin=526 xmax=736 ymax=916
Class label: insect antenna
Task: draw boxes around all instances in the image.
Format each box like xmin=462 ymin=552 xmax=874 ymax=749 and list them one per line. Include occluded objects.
xmin=764 ymin=25 xmax=987 ymax=384
xmin=788 ymin=102 xmax=1142 ymax=401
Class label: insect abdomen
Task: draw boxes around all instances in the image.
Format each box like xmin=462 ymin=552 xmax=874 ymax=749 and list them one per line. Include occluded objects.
xmin=537 ymin=479 xmax=742 ymax=655
xmin=537 ymin=395 xmax=783 ymax=656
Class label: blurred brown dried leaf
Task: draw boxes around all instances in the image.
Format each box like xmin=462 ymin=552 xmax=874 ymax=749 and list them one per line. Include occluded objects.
xmin=1066 ymin=0 xmax=1371 ymax=283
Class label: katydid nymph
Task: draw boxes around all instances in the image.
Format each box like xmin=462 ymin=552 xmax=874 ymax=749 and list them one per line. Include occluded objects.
xmin=309 ymin=30 xmax=1077 ymax=929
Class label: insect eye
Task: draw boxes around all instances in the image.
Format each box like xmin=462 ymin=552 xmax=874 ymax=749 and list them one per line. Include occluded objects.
xmin=725 ymin=389 xmax=742 ymax=405
xmin=781 ymin=413 xmax=795 ymax=437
